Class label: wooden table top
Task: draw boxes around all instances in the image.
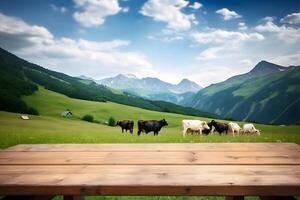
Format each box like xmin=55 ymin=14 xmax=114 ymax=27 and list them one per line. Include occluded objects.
xmin=0 ymin=143 xmax=300 ymax=196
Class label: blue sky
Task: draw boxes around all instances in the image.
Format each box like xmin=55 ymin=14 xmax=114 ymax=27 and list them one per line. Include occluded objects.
xmin=0 ymin=0 xmax=299 ymax=86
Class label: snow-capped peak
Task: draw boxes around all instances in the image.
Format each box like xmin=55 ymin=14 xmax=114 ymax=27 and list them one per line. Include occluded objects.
xmin=123 ymin=74 xmax=138 ymax=79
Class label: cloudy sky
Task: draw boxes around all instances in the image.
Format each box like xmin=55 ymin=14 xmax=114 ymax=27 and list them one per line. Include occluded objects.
xmin=0 ymin=0 xmax=300 ymax=87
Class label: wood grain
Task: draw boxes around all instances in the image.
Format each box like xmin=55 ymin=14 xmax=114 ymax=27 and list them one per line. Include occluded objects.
xmin=0 ymin=165 xmax=300 ymax=195
xmin=0 ymin=151 xmax=299 ymax=165
xmin=4 ymin=143 xmax=300 ymax=152
xmin=0 ymin=143 xmax=299 ymax=196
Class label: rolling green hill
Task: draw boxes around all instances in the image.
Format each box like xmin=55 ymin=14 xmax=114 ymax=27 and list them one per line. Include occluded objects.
xmin=188 ymin=65 xmax=300 ymax=124
xmin=0 ymin=47 xmax=216 ymax=118
xmin=187 ymin=61 xmax=287 ymax=99
xmin=1 ymin=86 xmax=299 ymax=150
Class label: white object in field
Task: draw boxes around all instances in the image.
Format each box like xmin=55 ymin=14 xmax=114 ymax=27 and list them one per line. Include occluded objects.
xmin=228 ymin=122 xmax=242 ymax=136
xmin=21 ymin=115 xmax=29 ymax=120
xmin=243 ymin=123 xmax=260 ymax=135
xmin=61 ymin=111 xmax=72 ymax=117
xmin=182 ymin=120 xmax=210 ymax=137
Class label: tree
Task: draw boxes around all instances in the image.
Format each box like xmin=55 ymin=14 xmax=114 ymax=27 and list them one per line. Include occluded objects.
xmin=82 ymin=114 xmax=94 ymax=122
xmin=108 ymin=117 xmax=116 ymax=127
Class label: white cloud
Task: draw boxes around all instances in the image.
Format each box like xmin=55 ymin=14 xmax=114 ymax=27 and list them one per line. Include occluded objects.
xmin=189 ymin=2 xmax=202 ymax=10
xmin=158 ymin=63 xmax=248 ymax=87
xmin=140 ymin=0 xmax=197 ymax=31
xmin=50 ymin=4 xmax=67 ymax=13
xmin=216 ymin=8 xmax=241 ymax=20
xmin=0 ymin=13 xmax=53 ymax=49
xmin=280 ymin=12 xmax=300 ymax=24
xmin=239 ymin=59 xmax=253 ymax=67
xmin=147 ymin=28 xmax=184 ymax=42
xmin=196 ymin=46 xmax=223 ymax=60
xmin=255 ymin=18 xmax=300 ymax=43
xmin=191 ymin=29 xmax=264 ymax=46
xmin=192 ymin=29 xmax=264 ymax=60
xmin=149 ymin=35 xmax=183 ymax=42
xmin=0 ymin=12 xmax=153 ymax=77
xmin=193 ymin=20 xmax=199 ymax=25
xmin=77 ymin=39 xmax=130 ymax=51
xmin=271 ymin=52 xmax=300 ymax=66
xmin=238 ymin=22 xmax=248 ymax=31
xmin=122 ymin=7 xmax=130 ymax=12
xmin=73 ymin=0 xmax=122 ymax=28
xmin=262 ymin=16 xmax=276 ymax=22
xmin=191 ymin=64 xmax=246 ymax=87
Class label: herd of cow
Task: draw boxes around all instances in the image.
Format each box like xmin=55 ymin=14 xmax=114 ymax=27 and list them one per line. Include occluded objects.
xmin=116 ymin=119 xmax=261 ymax=136
xmin=116 ymin=119 xmax=168 ymax=136
xmin=182 ymin=120 xmax=260 ymax=137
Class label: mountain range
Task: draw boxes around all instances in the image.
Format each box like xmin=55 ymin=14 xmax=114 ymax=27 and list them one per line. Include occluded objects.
xmin=0 ymin=47 xmax=216 ymax=119
xmin=94 ymin=74 xmax=202 ymax=105
xmin=79 ymin=60 xmax=300 ymax=124
xmin=96 ymin=74 xmax=202 ymax=94
xmin=77 ymin=74 xmax=203 ymax=105
xmin=185 ymin=61 xmax=300 ymax=124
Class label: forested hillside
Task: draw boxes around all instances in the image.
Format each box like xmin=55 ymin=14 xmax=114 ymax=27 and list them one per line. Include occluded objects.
xmin=0 ymin=48 xmax=38 ymax=115
xmin=187 ymin=62 xmax=300 ymax=124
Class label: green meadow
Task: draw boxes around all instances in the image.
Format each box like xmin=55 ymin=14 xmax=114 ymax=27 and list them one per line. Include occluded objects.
xmin=0 ymin=86 xmax=299 ymax=149
xmin=0 ymin=87 xmax=300 ymax=200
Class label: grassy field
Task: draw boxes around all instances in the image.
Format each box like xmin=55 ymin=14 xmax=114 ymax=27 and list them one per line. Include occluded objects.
xmin=0 ymin=86 xmax=299 ymax=149
xmin=0 ymin=87 xmax=300 ymax=200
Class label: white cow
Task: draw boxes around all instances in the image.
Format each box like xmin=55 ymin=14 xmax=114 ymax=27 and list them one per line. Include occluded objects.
xmin=228 ymin=122 xmax=242 ymax=136
xmin=243 ymin=123 xmax=260 ymax=135
xmin=182 ymin=120 xmax=210 ymax=137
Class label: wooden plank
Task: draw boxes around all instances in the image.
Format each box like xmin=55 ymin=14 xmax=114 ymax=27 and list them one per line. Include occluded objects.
xmin=1 ymin=143 xmax=299 ymax=196
xmin=1 ymin=165 xmax=299 ymax=177
xmin=0 ymin=151 xmax=299 ymax=165
xmin=0 ymin=165 xmax=299 ymax=185
xmin=4 ymin=143 xmax=300 ymax=152
xmin=0 ymin=165 xmax=299 ymax=195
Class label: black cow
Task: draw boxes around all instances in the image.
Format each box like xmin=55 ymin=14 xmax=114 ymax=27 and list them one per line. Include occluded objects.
xmin=202 ymin=122 xmax=213 ymax=135
xmin=116 ymin=120 xmax=134 ymax=134
xmin=137 ymin=119 xmax=168 ymax=136
xmin=210 ymin=120 xmax=228 ymax=135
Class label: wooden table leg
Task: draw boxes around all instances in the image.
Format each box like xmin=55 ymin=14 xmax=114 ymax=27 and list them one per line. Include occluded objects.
xmin=225 ymin=196 xmax=244 ymax=200
xmin=63 ymin=196 xmax=85 ymax=200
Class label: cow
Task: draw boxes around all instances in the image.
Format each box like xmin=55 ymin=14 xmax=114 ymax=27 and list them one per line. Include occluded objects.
xmin=210 ymin=120 xmax=228 ymax=135
xmin=188 ymin=122 xmax=213 ymax=135
xmin=182 ymin=120 xmax=210 ymax=137
xmin=202 ymin=122 xmax=214 ymax=135
xmin=243 ymin=123 xmax=260 ymax=135
xmin=137 ymin=119 xmax=168 ymax=136
xmin=228 ymin=122 xmax=242 ymax=136
xmin=116 ymin=120 xmax=134 ymax=134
